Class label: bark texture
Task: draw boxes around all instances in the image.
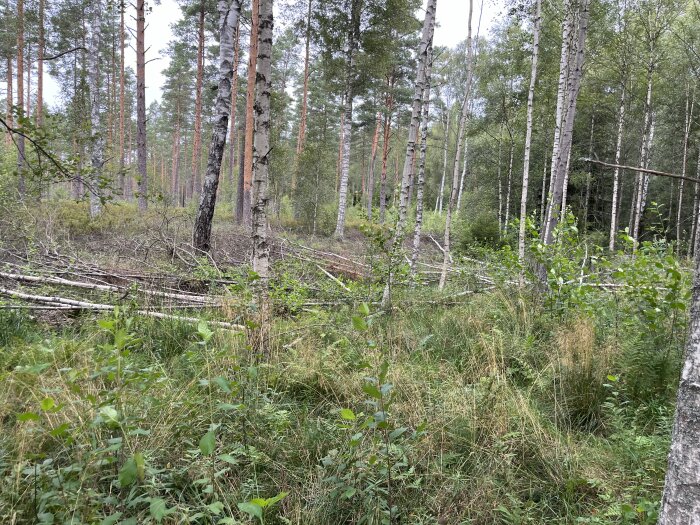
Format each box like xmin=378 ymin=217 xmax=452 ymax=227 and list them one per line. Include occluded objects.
xmin=192 ymin=0 xmax=242 ymax=252
xmin=136 ymin=0 xmax=148 ymax=210
xmin=88 ymin=0 xmax=104 ymax=218
xmin=252 ymin=0 xmax=274 ymax=280
xmin=241 ymin=0 xmax=260 ymax=226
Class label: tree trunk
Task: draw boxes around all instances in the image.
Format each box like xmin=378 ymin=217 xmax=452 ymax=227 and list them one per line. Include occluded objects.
xmin=333 ymin=0 xmax=361 ymax=239
xmin=366 ymin=111 xmax=381 ymax=219
xmin=5 ymin=57 xmax=12 ymax=147
xmin=190 ymin=3 xmax=206 ymax=201
xmin=658 ymin=248 xmax=700 ymax=523
xmin=677 ymin=83 xmax=694 ymax=253
xmin=37 ymin=0 xmax=44 ymax=126
xmin=583 ymin=113 xmax=595 ymax=231
xmin=294 ymin=0 xmax=312 ymax=172
xmin=517 ymin=0 xmax=541 ymax=280
xmin=382 ymin=0 xmax=436 ymax=304
xmin=17 ymin=0 xmax=25 ymax=198
xmin=119 ymin=0 xmax=127 ymax=198
xmin=690 ymin=146 xmax=700 ymax=256
xmin=410 ymin=45 xmax=434 ymax=276
xmin=241 ymin=0 xmax=259 ymax=227
xmin=456 ymin=133 xmax=469 ymax=213
xmin=192 ymin=0 xmax=242 ymax=252
xmin=252 ymin=0 xmax=273 ymax=280
xmin=395 ymin=0 xmax=436 ymax=235
xmin=609 ymin=86 xmax=625 ymax=251
xmin=228 ymin=17 xmax=241 ymax=199
xmin=136 ymin=0 xmax=148 ymax=211
xmin=435 ymin=107 xmax=449 ymax=213
xmin=439 ymin=0 xmax=473 ymax=290
xmin=542 ymin=0 xmax=589 ymax=244
xmin=89 ymin=0 xmax=104 ymax=219
xmin=379 ymin=82 xmax=394 ymax=223
xmin=504 ymin=130 xmax=514 ymax=233
xmin=632 ymin=62 xmax=655 ymax=244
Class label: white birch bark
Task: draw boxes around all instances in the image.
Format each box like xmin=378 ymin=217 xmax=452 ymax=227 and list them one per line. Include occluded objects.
xmin=542 ymin=0 xmax=590 ymax=244
xmin=410 ymin=46 xmax=434 ymax=276
xmin=517 ymin=0 xmax=541 ymax=281
xmin=439 ymin=0 xmax=473 ymax=290
xmin=676 ymin=84 xmax=694 ymax=253
xmin=382 ymin=0 xmax=437 ymax=306
xmin=609 ymin=86 xmax=625 ymax=251
xmin=690 ymin=146 xmax=700 ymax=256
xmin=658 ymin=250 xmax=700 ymax=523
xmin=333 ymin=0 xmax=361 ymax=239
xmin=192 ymin=0 xmax=242 ymax=252
xmin=252 ymin=0 xmax=273 ymax=280
xmin=435 ymin=108 xmax=449 ymax=213
xmin=631 ymin=56 xmax=655 ymax=244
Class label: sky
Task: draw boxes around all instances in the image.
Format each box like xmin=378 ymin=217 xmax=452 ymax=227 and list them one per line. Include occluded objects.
xmin=43 ymin=0 xmax=504 ymax=108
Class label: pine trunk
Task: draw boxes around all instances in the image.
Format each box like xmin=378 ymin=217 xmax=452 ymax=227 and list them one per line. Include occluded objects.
xmin=37 ymin=0 xmax=44 ymax=126
xmin=379 ymin=84 xmax=393 ymax=223
xmin=192 ymin=0 xmax=242 ymax=252
xmin=190 ymin=4 xmax=206 ymax=201
xmin=241 ymin=0 xmax=260 ymax=227
xmin=228 ymin=18 xmax=241 ymax=197
xmin=119 ymin=0 xmax=127 ymax=198
xmin=136 ymin=0 xmax=148 ymax=210
xmin=89 ymin=0 xmax=104 ymax=219
xmin=5 ymin=57 xmax=12 ymax=147
xmin=17 ymin=0 xmax=25 ymax=198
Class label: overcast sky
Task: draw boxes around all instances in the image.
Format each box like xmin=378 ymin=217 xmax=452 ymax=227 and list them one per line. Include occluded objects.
xmin=43 ymin=0 xmax=504 ymax=107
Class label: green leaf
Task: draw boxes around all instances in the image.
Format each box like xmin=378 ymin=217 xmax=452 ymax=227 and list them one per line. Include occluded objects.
xmin=119 ymin=457 xmax=137 ymax=487
xmin=217 ymin=454 xmax=238 ymax=464
xmin=358 ymin=302 xmax=370 ymax=316
xmin=198 ymin=321 xmax=214 ymax=342
xmin=134 ymin=452 xmax=145 ymax=481
xmin=99 ymin=406 xmax=120 ymax=425
xmin=237 ymin=501 xmax=263 ymax=522
xmin=40 ymin=397 xmax=55 ymax=411
xmin=149 ymin=498 xmax=171 ymax=522
xmin=351 ymin=316 xmax=368 ymax=331
xmin=17 ymin=412 xmax=40 ymax=422
xmin=340 ymin=408 xmax=356 ymax=420
xmin=100 ymin=512 xmax=122 ymax=525
xmin=199 ymin=431 xmax=216 ymax=456
xmin=362 ymin=383 xmax=382 ymax=399
xmin=207 ymin=501 xmax=224 ymax=515
xmin=264 ymin=491 xmax=288 ymax=507
xmin=214 ymin=376 xmax=232 ymax=394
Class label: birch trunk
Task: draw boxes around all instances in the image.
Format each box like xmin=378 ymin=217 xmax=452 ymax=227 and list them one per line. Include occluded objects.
xmin=609 ymin=86 xmax=625 ymax=251
xmin=517 ymin=0 xmax=541 ymax=279
xmin=456 ymin=134 xmax=468 ymax=212
xmin=89 ymin=0 xmax=104 ymax=219
xmin=192 ymin=0 xmax=242 ymax=252
xmin=395 ymin=0 xmax=436 ymax=234
xmin=677 ymin=84 xmax=694 ymax=253
xmin=136 ymin=0 xmax=148 ymax=211
xmin=410 ymin=46 xmax=433 ymax=276
xmin=504 ymin=131 xmax=514 ymax=233
xmin=439 ymin=0 xmax=473 ymax=290
xmin=252 ymin=0 xmax=273 ymax=280
xmin=690 ymin=146 xmax=700 ymax=256
xmin=583 ymin=114 xmax=595 ymax=231
xmin=658 ymin=249 xmax=700 ymax=523
xmin=333 ymin=0 xmax=361 ymax=239
xmin=632 ymin=63 xmax=654 ymax=243
xmin=382 ymin=0 xmax=436 ymax=305
xmin=435 ymin=108 xmax=449 ymax=213
xmin=542 ymin=0 xmax=589 ymax=244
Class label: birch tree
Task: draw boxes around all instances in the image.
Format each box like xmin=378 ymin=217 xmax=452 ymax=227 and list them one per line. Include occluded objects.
xmin=252 ymin=0 xmax=274 ymax=280
xmin=192 ymin=0 xmax=242 ymax=252
xmin=439 ymin=0 xmax=473 ymax=290
xmin=517 ymin=0 xmax=541 ymax=281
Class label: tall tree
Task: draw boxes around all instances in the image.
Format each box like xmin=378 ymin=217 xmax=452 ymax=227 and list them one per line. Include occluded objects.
xmin=252 ymin=0 xmax=273 ymax=279
xmin=192 ymin=0 xmax=242 ymax=251
xmin=88 ymin=0 xmax=105 ymax=218
xmin=439 ymin=0 xmax=473 ymax=290
xmin=136 ymin=0 xmax=148 ymax=210
xmin=517 ymin=0 xmax=542 ymax=281
xmin=240 ymin=0 xmax=260 ymax=226
xmin=190 ymin=0 xmax=206 ymax=200
xmin=333 ymin=0 xmax=362 ymax=239
xmin=17 ymin=0 xmax=26 ymax=198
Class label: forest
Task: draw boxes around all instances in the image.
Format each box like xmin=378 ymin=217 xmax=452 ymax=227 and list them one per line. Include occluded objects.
xmin=2 ymin=0 xmax=700 ymax=522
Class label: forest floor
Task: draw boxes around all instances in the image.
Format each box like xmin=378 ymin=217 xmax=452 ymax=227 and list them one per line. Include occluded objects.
xmin=0 ymin=201 xmax=681 ymax=524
